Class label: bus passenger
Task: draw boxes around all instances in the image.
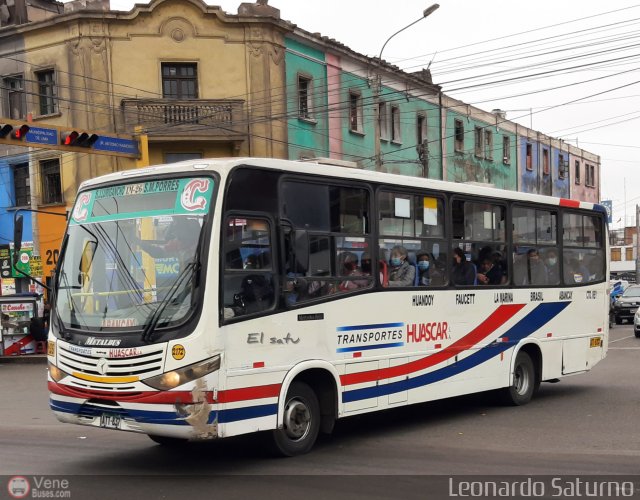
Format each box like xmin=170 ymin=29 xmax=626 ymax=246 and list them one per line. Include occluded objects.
xmin=543 ymin=248 xmax=560 ymax=285
xmin=452 ymin=247 xmax=475 ymax=286
xmin=387 ymin=245 xmax=415 ymax=287
xmin=338 ymin=252 xmax=369 ymax=291
xmin=360 ymin=252 xmax=372 ymax=275
xmin=564 ymin=257 xmax=589 ymax=284
xmin=526 ymin=249 xmax=548 ymax=285
xmin=477 ymin=257 xmax=503 ymax=285
xmin=416 ymin=252 xmax=431 ymax=286
xmin=416 ymin=252 xmax=432 ymax=286
xmin=243 ymin=254 xmax=260 ymax=269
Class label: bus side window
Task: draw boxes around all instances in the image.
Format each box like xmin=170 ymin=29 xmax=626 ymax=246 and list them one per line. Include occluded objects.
xmin=222 ymin=217 xmax=275 ymax=320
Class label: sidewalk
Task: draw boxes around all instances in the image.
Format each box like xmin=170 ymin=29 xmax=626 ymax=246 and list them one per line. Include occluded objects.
xmin=0 ymin=354 xmax=47 ymax=364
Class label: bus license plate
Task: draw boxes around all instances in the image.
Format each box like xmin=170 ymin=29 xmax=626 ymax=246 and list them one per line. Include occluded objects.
xmin=100 ymin=413 xmax=122 ymax=429
xmin=590 ymin=337 xmax=601 ymax=348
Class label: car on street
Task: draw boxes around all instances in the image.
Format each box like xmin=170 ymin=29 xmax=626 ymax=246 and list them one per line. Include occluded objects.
xmin=634 ymin=310 xmax=640 ymax=338
xmin=612 ymin=284 xmax=640 ymax=325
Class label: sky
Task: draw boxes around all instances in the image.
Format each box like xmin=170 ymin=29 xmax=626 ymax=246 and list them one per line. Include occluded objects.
xmin=105 ymin=0 xmax=640 ymax=229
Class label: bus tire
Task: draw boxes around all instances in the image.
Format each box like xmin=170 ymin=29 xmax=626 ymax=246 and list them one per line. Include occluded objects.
xmin=500 ymin=351 xmax=535 ymax=406
xmin=271 ymin=381 xmax=320 ymax=457
xmin=148 ymin=434 xmax=189 ymax=447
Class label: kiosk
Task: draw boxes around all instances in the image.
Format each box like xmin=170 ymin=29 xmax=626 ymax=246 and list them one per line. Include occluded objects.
xmin=0 ymin=293 xmax=44 ymax=355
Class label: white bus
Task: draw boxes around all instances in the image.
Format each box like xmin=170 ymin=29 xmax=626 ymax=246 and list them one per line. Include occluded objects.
xmin=46 ymin=158 xmax=608 ymax=455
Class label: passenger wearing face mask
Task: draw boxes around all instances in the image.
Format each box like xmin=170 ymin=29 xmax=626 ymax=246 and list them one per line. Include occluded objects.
xmin=543 ymin=248 xmax=560 ymax=285
xmin=387 ymin=245 xmax=415 ymax=287
xmin=416 ymin=252 xmax=432 ymax=286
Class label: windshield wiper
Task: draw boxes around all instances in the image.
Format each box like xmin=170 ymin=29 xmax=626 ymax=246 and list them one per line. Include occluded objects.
xmin=140 ymin=261 xmax=197 ymax=343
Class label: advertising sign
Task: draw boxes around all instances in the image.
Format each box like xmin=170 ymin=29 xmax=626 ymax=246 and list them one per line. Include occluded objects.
xmin=0 ymin=245 xmax=11 ymax=278
xmin=600 ymin=200 xmax=613 ymax=224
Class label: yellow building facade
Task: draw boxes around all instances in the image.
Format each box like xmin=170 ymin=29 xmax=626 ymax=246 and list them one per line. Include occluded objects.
xmin=0 ymin=0 xmax=289 ymax=289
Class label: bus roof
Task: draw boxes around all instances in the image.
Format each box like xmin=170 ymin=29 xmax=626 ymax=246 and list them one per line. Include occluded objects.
xmin=80 ymin=157 xmax=605 ymax=214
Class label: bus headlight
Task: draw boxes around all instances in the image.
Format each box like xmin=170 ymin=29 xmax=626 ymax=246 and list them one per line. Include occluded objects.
xmin=144 ymin=355 xmax=221 ymax=390
xmin=49 ymin=362 xmax=69 ymax=382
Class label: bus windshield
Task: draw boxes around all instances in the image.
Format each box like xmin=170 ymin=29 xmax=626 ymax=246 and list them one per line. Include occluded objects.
xmin=55 ymin=177 xmax=214 ymax=333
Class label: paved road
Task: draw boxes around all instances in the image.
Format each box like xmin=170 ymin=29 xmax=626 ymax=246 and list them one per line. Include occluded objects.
xmin=1 ymin=327 xmax=638 ymax=498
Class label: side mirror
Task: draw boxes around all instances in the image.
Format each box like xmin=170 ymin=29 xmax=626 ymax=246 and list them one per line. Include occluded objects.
xmin=13 ymin=214 xmax=23 ymax=265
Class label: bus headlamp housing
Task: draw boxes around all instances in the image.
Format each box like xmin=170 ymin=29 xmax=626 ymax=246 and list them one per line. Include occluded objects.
xmin=48 ymin=362 xmax=69 ymax=382
xmin=144 ymin=355 xmax=221 ymax=390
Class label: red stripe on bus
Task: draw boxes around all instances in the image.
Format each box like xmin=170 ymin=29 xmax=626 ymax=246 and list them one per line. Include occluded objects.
xmin=559 ymin=199 xmax=580 ymax=208
xmin=216 ymin=384 xmax=281 ymax=403
xmin=48 ymin=381 xmax=194 ymax=403
xmin=339 ymin=303 xmax=526 ymax=386
xmin=49 ymin=380 xmax=281 ymax=404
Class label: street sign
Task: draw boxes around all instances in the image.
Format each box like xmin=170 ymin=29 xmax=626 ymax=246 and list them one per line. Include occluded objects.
xmin=0 ymin=119 xmax=140 ymax=158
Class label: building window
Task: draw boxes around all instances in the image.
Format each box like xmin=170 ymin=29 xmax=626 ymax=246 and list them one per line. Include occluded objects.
xmin=485 ymin=130 xmax=493 ymax=160
xmin=390 ymin=106 xmax=401 ymax=143
xmin=4 ymin=75 xmax=25 ymax=119
xmin=417 ymin=113 xmax=427 ymax=145
xmin=626 ymin=247 xmax=634 ymax=261
xmin=575 ymin=160 xmax=581 ymax=184
xmin=41 ymin=159 xmax=62 ymax=204
xmin=526 ymin=143 xmax=533 ymax=171
xmin=585 ymin=164 xmax=596 ymax=187
xmin=378 ymin=102 xmax=388 ymax=140
xmin=611 ymin=248 xmax=621 ymax=262
xmin=586 ymin=164 xmax=596 ymax=188
xmin=297 ymin=74 xmax=312 ymax=119
xmin=12 ymin=163 xmax=30 ymax=207
xmin=36 ymin=70 xmax=57 ymax=116
xmin=474 ymin=127 xmax=483 ymax=157
xmin=164 ymin=152 xmax=203 ymax=163
xmin=161 ymin=63 xmax=198 ymax=99
xmin=454 ymin=119 xmax=464 ymax=152
xmin=502 ymin=135 xmax=511 ymax=164
xmin=558 ymin=154 xmax=566 ymax=180
xmin=348 ymin=91 xmax=363 ymax=132
xmin=542 ymin=148 xmax=550 ymax=175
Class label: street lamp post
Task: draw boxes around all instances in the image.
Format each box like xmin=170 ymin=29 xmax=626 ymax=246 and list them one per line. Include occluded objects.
xmin=374 ymin=4 xmax=440 ymax=171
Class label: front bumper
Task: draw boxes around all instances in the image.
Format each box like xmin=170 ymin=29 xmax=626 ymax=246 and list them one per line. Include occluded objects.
xmin=613 ymin=306 xmax=637 ymax=320
xmin=49 ymin=381 xmax=218 ymax=440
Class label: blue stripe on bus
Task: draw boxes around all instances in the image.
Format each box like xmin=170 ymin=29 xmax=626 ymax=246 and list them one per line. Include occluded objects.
xmin=337 ymin=342 xmax=405 ymax=353
xmin=336 ymin=322 xmax=404 ymax=332
xmin=342 ymin=302 xmax=570 ymax=403
xmin=51 ymin=398 xmax=278 ymax=426
xmin=216 ymin=404 xmax=278 ymax=423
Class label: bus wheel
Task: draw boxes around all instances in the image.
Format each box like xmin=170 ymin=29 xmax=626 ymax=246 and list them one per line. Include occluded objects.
xmin=501 ymin=351 xmax=535 ymax=406
xmin=148 ymin=435 xmax=189 ymax=447
xmin=271 ymin=381 xmax=320 ymax=456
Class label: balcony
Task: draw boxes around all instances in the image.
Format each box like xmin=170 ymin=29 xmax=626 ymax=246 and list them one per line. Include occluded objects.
xmin=121 ymin=99 xmax=247 ymax=142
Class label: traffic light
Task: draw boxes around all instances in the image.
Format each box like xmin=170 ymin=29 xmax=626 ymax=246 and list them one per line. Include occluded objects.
xmin=11 ymin=124 xmax=29 ymax=140
xmin=60 ymin=131 xmax=99 ymax=148
xmin=0 ymin=123 xmax=13 ymax=138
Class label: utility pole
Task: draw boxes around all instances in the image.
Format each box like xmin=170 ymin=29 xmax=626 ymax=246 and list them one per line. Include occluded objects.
xmin=636 ymin=205 xmax=640 ymax=283
xmin=28 ymin=147 xmax=40 ymax=257
xmin=374 ymin=4 xmax=439 ymax=171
